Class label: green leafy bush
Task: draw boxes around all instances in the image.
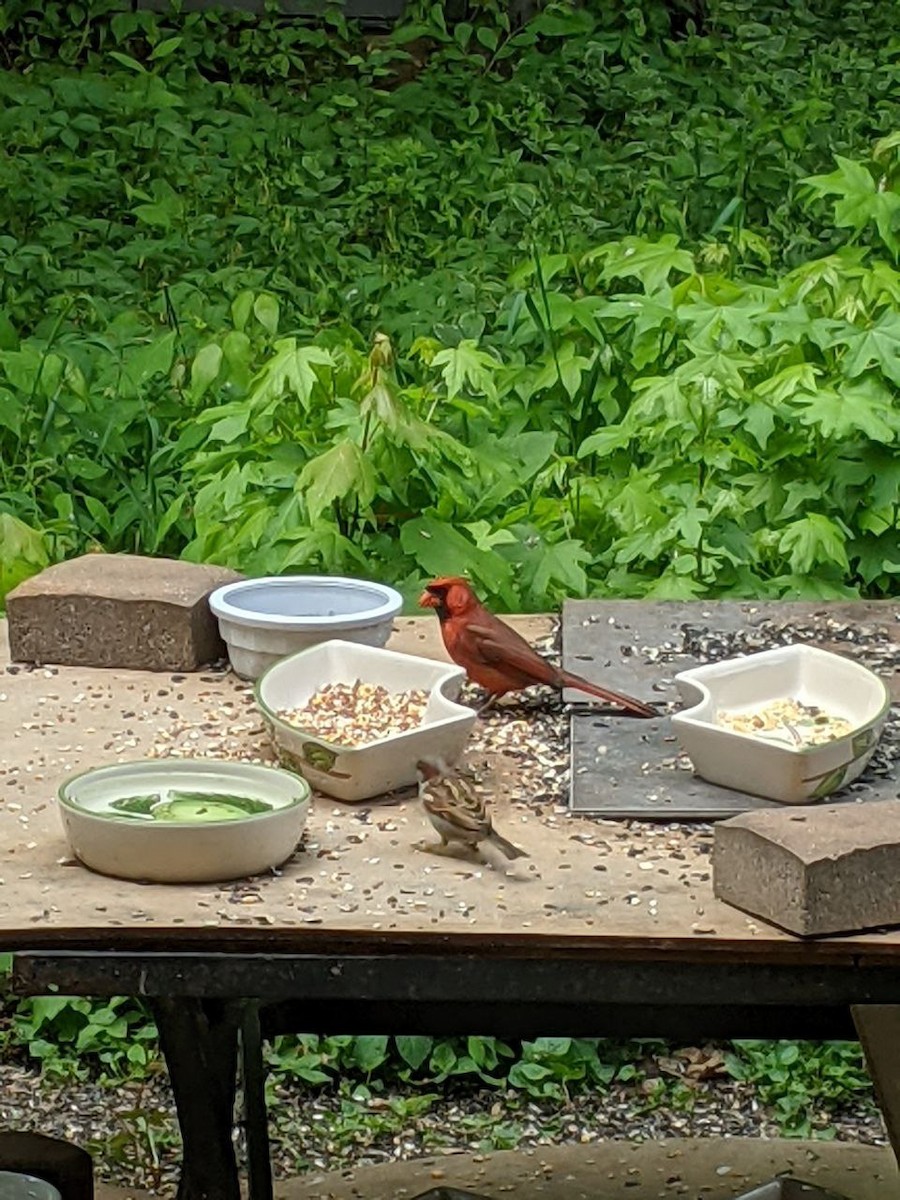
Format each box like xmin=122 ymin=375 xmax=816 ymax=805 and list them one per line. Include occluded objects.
xmin=5 ymin=994 xmax=160 ymax=1081
xmin=725 ymin=1040 xmax=874 ymax=1137
xmin=3 ymin=187 xmax=900 ymax=605
xmin=1 ymin=0 xmax=898 ymax=605
xmin=13 ymin=157 xmax=895 ymax=609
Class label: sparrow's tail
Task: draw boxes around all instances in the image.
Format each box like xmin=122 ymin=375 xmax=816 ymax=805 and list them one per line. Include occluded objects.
xmin=559 ymin=669 xmax=656 ymax=718
xmin=489 ymin=830 xmax=529 ymax=860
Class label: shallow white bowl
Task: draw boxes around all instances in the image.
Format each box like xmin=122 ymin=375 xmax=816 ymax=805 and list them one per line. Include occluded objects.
xmin=256 ymin=639 xmax=476 ymax=802
xmin=58 ymin=759 xmax=311 ymax=883
xmin=208 ymin=575 xmax=404 ymax=680
xmin=672 ymin=644 xmax=891 ymax=805
xmin=0 ymin=1173 xmax=61 ymax=1200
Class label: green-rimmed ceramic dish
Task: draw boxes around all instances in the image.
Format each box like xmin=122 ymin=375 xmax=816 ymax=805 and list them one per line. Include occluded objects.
xmin=58 ymin=759 xmax=310 ymax=883
xmin=672 ymin=644 xmax=891 ymax=805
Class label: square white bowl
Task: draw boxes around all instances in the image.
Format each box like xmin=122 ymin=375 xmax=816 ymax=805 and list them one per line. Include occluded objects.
xmin=255 ymin=639 xmax=477 ymax=802
xmin=672 ymin=644 xmax=891 ymax=805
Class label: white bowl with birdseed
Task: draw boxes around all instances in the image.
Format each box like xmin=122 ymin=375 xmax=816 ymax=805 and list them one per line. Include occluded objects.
xmin=208 ymin=575 xmax=404 ymax=680
xmin=256 ymin=639 xmax=477 ymax=803
xmin=58 ymin=759 xmax=311 ymax=883
xmin=672 ymin=644 xmax=890 ymax=805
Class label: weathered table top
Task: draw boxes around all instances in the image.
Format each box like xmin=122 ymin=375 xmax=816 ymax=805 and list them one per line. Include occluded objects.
xmin=2 ymin=603 xmax=899 ymax=966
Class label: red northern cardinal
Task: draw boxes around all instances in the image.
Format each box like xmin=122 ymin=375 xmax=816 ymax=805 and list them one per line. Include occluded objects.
xmin=419 ymin=576 xmax=656 ymax=718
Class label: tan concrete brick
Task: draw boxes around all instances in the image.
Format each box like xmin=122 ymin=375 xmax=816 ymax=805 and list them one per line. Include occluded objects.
xmin=713 ymin=800 xmax=900 ymax=936
xmin=6 ymin=553 xmax=242 ymax=671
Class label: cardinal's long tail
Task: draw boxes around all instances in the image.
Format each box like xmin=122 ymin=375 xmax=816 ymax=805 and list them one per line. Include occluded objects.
xmin=559 ymin=670 xmax=656 ymax=718
xmin=489 ymin=830 xmax=529 ymax=860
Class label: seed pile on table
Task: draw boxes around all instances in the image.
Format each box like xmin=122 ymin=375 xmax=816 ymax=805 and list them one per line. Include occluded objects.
xmin=718 ymin=698 xmax=852 ymax=746
xmin=464 ymin=622 xmax=572 ymax=813
xmin=278 ymin=681 xmax=430 ymax=746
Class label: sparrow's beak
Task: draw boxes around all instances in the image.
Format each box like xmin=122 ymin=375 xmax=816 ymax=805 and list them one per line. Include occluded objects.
xmin=419 ymin=589 xmax=439 ymax=609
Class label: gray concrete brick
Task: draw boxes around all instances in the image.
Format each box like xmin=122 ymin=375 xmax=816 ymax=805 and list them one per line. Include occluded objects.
xmin=7 ymin=553 xmax=241 ymax=671
xmin=713 ymin=800 xmax=900 ymax=936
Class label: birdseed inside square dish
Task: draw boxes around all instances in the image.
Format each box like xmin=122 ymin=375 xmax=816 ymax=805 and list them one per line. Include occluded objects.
xmin=278 ymin=681 xmax=431 ymax=746
xmin=717 ymin=698 xmax=853 ymax=747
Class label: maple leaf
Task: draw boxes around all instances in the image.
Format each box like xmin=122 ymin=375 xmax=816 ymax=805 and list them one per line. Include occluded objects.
xmin=296 ymin=439 xmax=376 ymax=523
xmin=851 ymin=533 xmax=900 ymax=585
xmin=530 ymin=538 xmax=591 ymax=598
xmin=789 ymin=378 xmax=899 ymax=444
xmin=585 ymin=235 xmax=695 ymax=292
xmin=251 ymin=340 xmax=333 ymax=414
xmin=778 ymin=513 xmax=849 ymax=574
xmin=804 ymin=156 xmax=900 ymax=256
xmin=676 ymin=294 xmax=768 ymax=349
xmin=432 ymin=340 xmax=498 ymax=402
xmin=831 ymin=310 xmax=900 ymax=385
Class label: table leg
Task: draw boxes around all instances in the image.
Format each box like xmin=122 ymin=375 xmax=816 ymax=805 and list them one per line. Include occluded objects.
xmin=152 ymin=997 xmax=246 ymax=1200
xmin=851 ymin=1005 xmax=900 ymax=1166
xmin=241 ymin=1003 xmax=274 ymax=1200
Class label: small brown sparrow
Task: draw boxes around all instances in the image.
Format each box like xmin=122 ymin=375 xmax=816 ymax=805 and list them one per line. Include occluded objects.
xmin=417 ymin=759 xmax=528 ymax=861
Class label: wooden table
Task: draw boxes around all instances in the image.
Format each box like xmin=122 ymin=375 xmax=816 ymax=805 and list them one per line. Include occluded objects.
xmin=2 ymin=604 xmax=899 ymax=1200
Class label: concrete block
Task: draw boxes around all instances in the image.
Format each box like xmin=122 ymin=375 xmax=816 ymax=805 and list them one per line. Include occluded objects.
xmin=6 ymin=554 xmax=242 ymax=672
xmin=713 ymin=800 xmax=900 ymax=936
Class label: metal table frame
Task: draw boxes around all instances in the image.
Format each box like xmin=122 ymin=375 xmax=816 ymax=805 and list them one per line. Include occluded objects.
xmin=12 ymin=947 xmax=900 ymax=1200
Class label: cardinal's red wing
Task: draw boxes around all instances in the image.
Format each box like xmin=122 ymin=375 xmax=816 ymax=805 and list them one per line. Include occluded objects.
xmin=462 ymin=621 xmax=558 ymax=688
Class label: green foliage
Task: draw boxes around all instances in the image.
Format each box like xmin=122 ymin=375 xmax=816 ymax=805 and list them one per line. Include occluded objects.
xmin=555 ymin=217 xmax=900 ymax=599
xmin=287 ymin=1081 xmax=443 ymax=1165
xmin=0 ymin=512 xmax=48 ymax=596
xmin=0 ymin=306 xmax=195 ymax=585
xmin=6 ymin=183 xmax=899 ymax=608
xmin=5 ymin=994 xmax=159 ymax=1081
xmin=804 ymin=135 xmax=900 ymax=259
xmin=0 ymin=984 xmax=876 ymax=1139
xmin=0 ymin=0 xmax=898 ymax=606
xmin=725 ymin=1040 xmax=875 ymax=1137
xmin=88 ymin=1081 xmax=179 ymax=1192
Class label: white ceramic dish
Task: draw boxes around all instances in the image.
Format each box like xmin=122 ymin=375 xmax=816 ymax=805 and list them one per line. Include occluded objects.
xmin=208 ymin=575 xmax=404 ymax=680
xmin=672 ymin=644 xmax=891 ymax=805
xmin=0 ymin=1173 xmax=61 ymax=1200
xmin=58 ymin=759 xmax=311 ymax=883
xmin=256 ymin=639 xmax=476 ymax=802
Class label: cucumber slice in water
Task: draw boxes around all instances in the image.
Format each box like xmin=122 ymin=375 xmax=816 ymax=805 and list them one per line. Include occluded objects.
xmin=107 ymin=790 xmax=272 ymax=823
xmin=109 ymin=793 xmax=161 ymax=818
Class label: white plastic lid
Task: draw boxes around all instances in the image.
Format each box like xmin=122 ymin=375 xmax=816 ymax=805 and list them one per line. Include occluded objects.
xmin=208 ymin=575 xmax=403 ymax=633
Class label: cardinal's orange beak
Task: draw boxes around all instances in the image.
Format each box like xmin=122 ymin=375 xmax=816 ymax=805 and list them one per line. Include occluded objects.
xmin=419 ymin=589 xmax=439 ymax=609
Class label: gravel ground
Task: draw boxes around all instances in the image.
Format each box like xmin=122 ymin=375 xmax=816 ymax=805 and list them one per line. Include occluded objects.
xmin=0 ymin=1054 xmax=885 ymax=1195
